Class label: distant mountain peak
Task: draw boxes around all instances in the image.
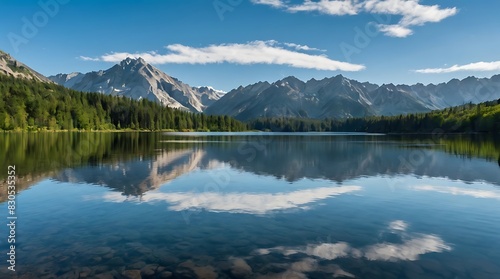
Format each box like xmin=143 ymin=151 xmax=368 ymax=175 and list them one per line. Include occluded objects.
xmin=275 ymin=76 xmax=305 ymax=90
xmin=196 ymin=86 xmax=227 ymax=95
xmin=280 ymin=76 xmax=301 ymax=82
xmin=330 ymin=74 xmax=348 ymax=84
xmin=446 ymin=78 xmax=460 ymax=85
xmin=462 ymin=76 xmax=478 ymax=82
xmin=120 ymin=57 xmax=147 ymax=68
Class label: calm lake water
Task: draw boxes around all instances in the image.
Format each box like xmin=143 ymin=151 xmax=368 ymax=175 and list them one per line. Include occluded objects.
xmin=1 ymin=132 xmax=500 ymax=279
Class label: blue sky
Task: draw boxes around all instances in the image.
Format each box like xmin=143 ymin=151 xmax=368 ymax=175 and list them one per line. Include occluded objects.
xmin=1 ymin=0 xmax=500 ymax=91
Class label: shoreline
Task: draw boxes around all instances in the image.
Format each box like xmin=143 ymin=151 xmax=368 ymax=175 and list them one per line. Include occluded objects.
xmin=1 ymin=129 xmax=498 ymax=135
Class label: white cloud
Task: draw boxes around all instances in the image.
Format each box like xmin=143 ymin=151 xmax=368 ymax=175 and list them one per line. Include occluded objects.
xmin=83 ymin=41 xmax=364 ymax=71
xmin=362 ymin=0 xmax=458 ymax=26
xmin=413 ymin=185 xmax=500 ymax=199
xmin=377 ymin=24 xmax=413 ymax=37
xmin=101 ymin=185 xmax=362 ymax=214
xmin=283 ymin=42 xmax=327 ymax=52
xmin=252 ymin=0 xmax=458 ymax=37
xmin=415 ymin=61 xmax=500 ymax=74
xmin=287 ymin=0 xmax=359 ymax=15
xmin=251 ymin=0 xmax=285 ymax=8
xmin=78 ymin=56 xmax=100 ymax=61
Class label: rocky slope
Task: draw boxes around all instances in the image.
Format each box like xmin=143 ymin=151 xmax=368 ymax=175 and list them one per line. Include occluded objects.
xmin=0 ymin=50 xmax=52 ymax=83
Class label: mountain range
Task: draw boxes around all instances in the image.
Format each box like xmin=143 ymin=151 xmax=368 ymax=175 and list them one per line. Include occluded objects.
xmin=206 ymin=74 xmax=500 ymax=120
xmin=1 ymin=50 xmax=500 ymax=120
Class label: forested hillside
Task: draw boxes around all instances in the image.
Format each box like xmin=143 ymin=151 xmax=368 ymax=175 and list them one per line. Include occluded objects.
xmin=0 ymin=75 xmax=246 ymax=131
xmin=249 ymin=99 xmax=500 ymax=133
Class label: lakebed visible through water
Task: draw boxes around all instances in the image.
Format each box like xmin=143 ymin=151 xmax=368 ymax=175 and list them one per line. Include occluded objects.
xmin=1 ymin=132 xmax=500 ymax=279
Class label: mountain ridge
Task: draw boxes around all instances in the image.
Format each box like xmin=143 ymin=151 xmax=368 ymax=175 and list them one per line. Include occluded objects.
xmin=206 ymin=74 xmax=500 ymax=120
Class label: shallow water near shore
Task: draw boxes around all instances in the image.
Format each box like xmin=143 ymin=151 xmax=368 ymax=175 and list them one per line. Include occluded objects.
xmin=1 ymin=132 xmax=500 ymax=278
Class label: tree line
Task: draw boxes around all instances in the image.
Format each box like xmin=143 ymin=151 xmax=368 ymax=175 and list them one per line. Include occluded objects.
xmin=0 ymin=75 xmax=247 ymax=131
xmin=249 ymin=99 xmax=500 ymax=133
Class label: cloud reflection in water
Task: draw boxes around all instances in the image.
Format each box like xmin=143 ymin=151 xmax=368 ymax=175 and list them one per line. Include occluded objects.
xmin=413 ymin=185 xmax=500 ymax=200
xmin=255 ymin=220 xmax=451 ymax=262
xmin=100 ymin=185 xmax=362 ymax=214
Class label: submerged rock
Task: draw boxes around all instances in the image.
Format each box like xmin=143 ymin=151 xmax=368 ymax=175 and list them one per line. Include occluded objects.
xmin=128 ymin=261 xmax=147 ymax=270
xmin=107 ymin=257 xmax=125 ymax=266
xmin=321 ymin=264 xmax=355 ymax=278
xmin=90 ymin=256 xmax=103 ymax=264
xmin=175 ymin=267 xmax=196 ymax=279
xmin=290 ymin=258 xmax=317 ymax=272
xmin=93 ymin=247 xmax=113 ymax=255
xmin=102 ymin=252 xmax=114 ymax=260
xmin=159 ymin=271 xmax=173 ymax=278
xmin=231 ymin=258 xmax=253 ymax=278
xmin=59 ymin=270 xmax=79 ymax=279
xmin=93 ymin=265 xmax=109 ymax=274
xmin=178 ymin=260 xmax=218 ymax=279
xmin=122 ymin=269 xmax=142 ymax=279
xmin=94 ymin=272 xmax=114 ymax=279
xmin=256 ymin=271 xmax=307 ymax=279
xmin=79 ymin=267 xmax=92 ymax=278
xmin=141 ymin=264 xmax=159 ymax=277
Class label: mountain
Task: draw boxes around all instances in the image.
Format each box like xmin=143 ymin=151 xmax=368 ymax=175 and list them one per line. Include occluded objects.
xmin=206 ymin=74 xmax=500 ymax=121
xmin=54 ymin=149 xmax=208 ymax=196
xmin=369 ymin=83 xmax=429 ymax=115
xmin=49 ymin=58 xmax=224 ymax=112
xmin=0 ymin=50 xmax=52 ymax=83
xmin=48 ymin=72 xmax=85 ymax=88
xmin=206 ymin=75 xmax=381 ymax=120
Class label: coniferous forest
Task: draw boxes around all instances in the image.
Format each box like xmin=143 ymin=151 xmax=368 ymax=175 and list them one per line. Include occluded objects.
xmin=0 ymin=75 xmax=247 ymax=131
xmin=249 ymin=99 xmax=500 ymax=133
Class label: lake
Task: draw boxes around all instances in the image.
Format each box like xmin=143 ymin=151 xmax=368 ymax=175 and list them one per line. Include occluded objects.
xmin=1 ymin=132 xmax=500 ymax=279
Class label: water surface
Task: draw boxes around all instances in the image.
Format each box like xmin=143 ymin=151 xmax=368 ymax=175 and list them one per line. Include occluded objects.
xmin=1 ymin=132 xmax=500 ymax=279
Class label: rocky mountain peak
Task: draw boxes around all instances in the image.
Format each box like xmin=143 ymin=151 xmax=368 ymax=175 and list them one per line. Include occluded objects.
xmin=332 ymin=74 xmax=345 ymax=82
xmin=49 ymin=57 xmax=223 ymax=112
xmin=120 ymin=57 xmax=147 ymax=68
xmin=324 ymin=74 xmax=349 ymax=87
xmin=462 ymin=76 xmax=478 ymax=83
xmin=275 ymin=76 xmax=305 ymax=90
xmin=279 ymin=76 xmax=301 ymax=83
xmin=380 ymin=83 xmax=398 ymax=90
